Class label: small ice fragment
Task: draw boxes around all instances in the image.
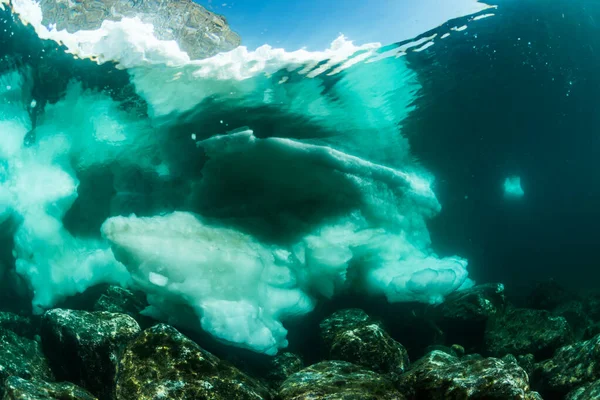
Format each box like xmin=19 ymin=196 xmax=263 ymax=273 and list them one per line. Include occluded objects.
xmin=30 ymin=99 xmax=37 ymax=108
xmin=149 ymin=272 xmax=169 ymax=287
xmin=503 ymin=176 xmax=524 ymax=198
xmin=191 ymin=133 xmax=197 ymax=140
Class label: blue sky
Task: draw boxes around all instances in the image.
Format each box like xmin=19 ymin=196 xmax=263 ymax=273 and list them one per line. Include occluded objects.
xmin=196 ymin=0 xmax=489 ymax=51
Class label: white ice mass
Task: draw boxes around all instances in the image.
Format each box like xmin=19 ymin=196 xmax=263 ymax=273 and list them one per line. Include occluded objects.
xmin=0 ymin=0 xmax=490 ymax=354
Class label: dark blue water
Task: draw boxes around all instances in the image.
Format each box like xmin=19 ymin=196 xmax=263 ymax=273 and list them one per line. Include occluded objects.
xmin=403 ymin=0 xmax=600 ymax=296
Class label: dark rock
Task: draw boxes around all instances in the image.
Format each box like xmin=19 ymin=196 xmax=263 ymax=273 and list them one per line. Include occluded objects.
xmin=115 ymin=324 xmax=272 ymax=400
xmin=584 ymin=321 xmax=600 ymax=340
xmin=435 ymin=283 xmax=506 ymax=322
xmin=319 ymin=309 xmax=370 ymax=347
xmin=40 ymin=309 xmax=140 ymax=400
xmin=533 ymin=334 xmax=600 ymax=397
xmin=264 ymin=352 xmax=304 ymax=389
xmin=423 ymin=345 xmax=457 ymax=357
xmin=93 ymin=286 xmax=153 ymax=328
xmin=583 ymin=293 xmax=600 ymax=321
xmin=461 ymin=353 xmax=485 ymax=362
xmin=552 ymin=301 xmax=591 ymax=340
xmin=517 ymin=354 xmax=536 ymax=377
xmin=320 ymin=309 xmax=409 ymax=375
xmin=450 ymin=344 xmax=465 ymax=357
xmin=528 ymin=279 xmax=574 ymax=310
xmin=566 ymin=381 xmax=600 ymax=400
xmin=502 ymin=354 xmax=519 ymax=365
xmin=0 ymin=311 xmax=37 ymax=339
xmin=432 ymin=283 xmax=505 ymax=352
xmin=328 ymin=324 xmax=410 ymax=376
xmin=279 ymin=360 xmax=404 ymax=400
xmin=38 ymin=0 xmax=241 ymax=60
xmin=484 ymin=307 xmax=572 ymax=359
xmin=2 ymin=376 xmax=97 ymax=400
xmin=396 ymin=350 xmax=458 ymax=396
xmin=93 ymin=286 xmax=145 ymax=314
xmin=374 ymin=302 xmax=445 ymax=360
xmin=397 ymin=350 xmax=542 ymax=400
xmin=0 ymin=329 xmax=54 ymax=397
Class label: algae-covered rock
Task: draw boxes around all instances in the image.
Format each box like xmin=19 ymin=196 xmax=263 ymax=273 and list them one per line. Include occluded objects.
xmin=484 ymin=307 xmax=572 ymax=359
xmin=40 ymin=309 xmax=140 ymax=400
xmin=552 ymin=301 xmax=591 ymax=340
xmin=423 ymin=344 xmax=458 ymax=357
xmin=435 ymin=283 xmax=506 ymax=322
xmin=115 ymin=324 xmax=272 ymax=400
xmin=320 ymin=309 xmax=409 ymax=375
xmin=395 ymin=350 xmax=458 ymax=396
xmin=319 ymin=309 xmax=371 ymax=346
xmin=517 ymin=353 xmax=536 ymax=377
xmin=566 ymin=380 xmax=600 ymax=400
xmin=397 ymin=350 xmax=541 ymax=400
xmin=0 ymin=311 xmax=37 ymax=339
xmin=279 ymin=360 xmax=404 ymax=400
xmin=93 ymin=286 xmax=153 ymax=328
xmin=533 ymin=334 xmax=600 ymax=397
xmin=583 ymin=293 xmax=600 ymax=321
xmin=1 ymin=376 xmax=97 ymax=400
xmin=433 ymin=283 xmax=505 ymax=352
xmin=0 ymin=329 xmax=53 ymax=397
xmin=528 ymin=279 xmax=573 ymax=311
xmin=264 ymin=352 xmax=304 ymax=389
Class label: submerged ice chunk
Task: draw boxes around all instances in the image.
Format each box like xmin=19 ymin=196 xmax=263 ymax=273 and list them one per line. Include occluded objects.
xmin=503 ymin=175 xmax=524 ymax=198
xmin=102 ymin=211 xmax=316 ymax=355
xmin=101 ymin=130 xmax=469 ymax=354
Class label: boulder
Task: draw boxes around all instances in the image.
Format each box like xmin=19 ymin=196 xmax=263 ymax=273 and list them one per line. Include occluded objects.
xmin=582 ymin=292 xmax=600 ymax=322
xmin=0 ymin=329 xmax=53 ymax=397
xmin=93 ymin=285 xmax=153 ymax=328
xmin=320 ymin=309 xmax=409 ymax=375
xmin=1 ymin=376 xmax=97 ymax=400
xmin=528 ymin=279 xmax=574 ymax=311
xmin=533 ymin=334 xmax=600 ymax=398
xmin=397 ymin=350 xmax=542 ymax=400
xmin=115 ymin=324 xmax=272 ymax=400
xmin=38 ymin=0 xmax=241 ymax=60
xmin=432 ymin=283 xmax=505 ymax=351
xmin=0 ymin=311 xmax=37 ymax=339
xmin=552 ymin=301 xmax=591 ymax=340
xmin=40 ymin=309 xmax=140 ymax=400
xmin=566 ymin=380 xmax=600 ymax=400
xmin=517 ymin=354 xmax=536 ymax=377
xmin=319 ymin=309 xmax=371 ymax=346
xmin=435 ymin=283 xmax=506 ymax=322
xmin=484 ymin=307 xmax=572 ymax=359
xmin=279 ymin=360 xmax=404 ymax=400
xmin=264 ymin=352 xmax=304 ymax=389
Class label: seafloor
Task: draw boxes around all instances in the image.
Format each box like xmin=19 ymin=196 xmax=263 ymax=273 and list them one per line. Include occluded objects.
xmin=1 ymin=280 xmax=600 ymax=399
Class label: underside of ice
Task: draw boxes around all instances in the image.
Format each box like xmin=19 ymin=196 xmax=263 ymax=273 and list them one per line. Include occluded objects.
xmin=0 ymin=0 xmax=474 ymax=354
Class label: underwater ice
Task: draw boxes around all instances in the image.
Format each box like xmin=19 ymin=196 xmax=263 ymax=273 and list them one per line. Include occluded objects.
xmin=0 ymin=0 xmax=476 ymax=354
xmin=504 ymin=176 xmax=525 ymax=198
